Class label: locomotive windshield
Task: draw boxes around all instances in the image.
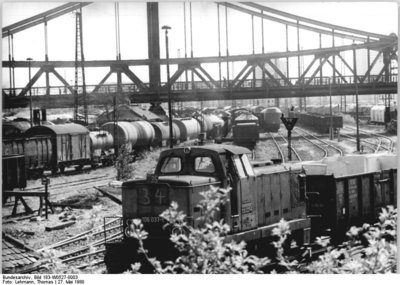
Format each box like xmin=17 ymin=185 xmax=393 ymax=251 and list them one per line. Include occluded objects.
xmin=160 ymin=157 xmax=182 ymax=173
xmin=194 ymin=156 xmax=215 ymax=173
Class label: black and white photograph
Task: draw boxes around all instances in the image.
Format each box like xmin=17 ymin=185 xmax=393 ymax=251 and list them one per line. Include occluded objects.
xmin=1 ymin=0 xmax=399 ymax=277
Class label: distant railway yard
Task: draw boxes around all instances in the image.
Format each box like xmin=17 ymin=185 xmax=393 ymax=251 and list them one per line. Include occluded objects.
xmin=2 ymin=103 xmax=398 ymax=273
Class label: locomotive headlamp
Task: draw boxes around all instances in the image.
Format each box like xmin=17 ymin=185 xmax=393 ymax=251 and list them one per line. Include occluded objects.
xmin=184 ymin=147 xmax=191 ymax=154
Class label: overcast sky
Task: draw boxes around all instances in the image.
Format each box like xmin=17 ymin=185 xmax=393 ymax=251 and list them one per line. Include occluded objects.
xmin=1 ymin=1 xmax=398 ymax=88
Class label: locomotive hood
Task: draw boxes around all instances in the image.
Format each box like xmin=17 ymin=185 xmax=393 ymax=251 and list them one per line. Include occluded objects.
xmin=157 ymin=175 xmax=219 ymax=186
xmin=122 ymin=175 xmax=219 ymax=188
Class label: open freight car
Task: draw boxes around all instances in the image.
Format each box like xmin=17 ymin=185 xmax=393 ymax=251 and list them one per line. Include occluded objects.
xmin=301 ymin=154 xmax=397 ymax=242
xmin=291 ymin=111 xmax=343 ymax=133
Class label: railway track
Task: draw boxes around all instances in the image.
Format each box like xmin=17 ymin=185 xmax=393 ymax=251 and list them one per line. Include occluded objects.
xmin=269 ymin=132 xmax=286 ymax=163
xmin=37 ymin=217 xmax=123 ymax=270
xmin=269 ymin=132 xmax=302 ymax=162
xmin=25 ymin=174 xmax=115 ymax=198
xmin=340 ymin=133 xmax=377 ymax=153
xmin=343 ymin=126 xmax=395 ymax=152
xmin=294 ymin=127 xmax=344 ymax=158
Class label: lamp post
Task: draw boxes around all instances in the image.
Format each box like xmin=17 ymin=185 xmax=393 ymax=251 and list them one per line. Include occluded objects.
xmin=329 ymin=78 xmax=333 ymax=140
xmin=353 ymin=47 xmax=360 ymax=152
xmin=27 ymin=57 xmax=33 ymax=127
xmin=162 ymin=25 xmax=173 ymax=149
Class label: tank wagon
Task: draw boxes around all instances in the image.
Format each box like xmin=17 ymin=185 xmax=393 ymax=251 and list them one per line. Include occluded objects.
xmin=150 ymin=122 xmax=170 ymax=147
xmin=89 ymin=130 xmax=114 ymax=167
xmin=25 ymin=123 xmax=91 ymax=173
xmin=205 ymin=114 xmax=224 ymax=141
xmin=261 ymin=107 xmax=282 ymax=132
xmin=100 ymin=121 xmax=139 ymax=152
xmin=104 ymin=145 xmax=310 ymax=273
xmin=213 ymin=110 xmax=232 ymax=137
xmin=173 ymin=118 xmax=201 ymax=142
xmin=130 ymin=121 xmax=155 ymax=148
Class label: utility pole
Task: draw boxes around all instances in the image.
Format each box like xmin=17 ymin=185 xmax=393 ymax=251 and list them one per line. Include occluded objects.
xmin=162 ymin=25 xmax=173 ymax=149
xmin=27 ymin=57 xmax=33 ymax=127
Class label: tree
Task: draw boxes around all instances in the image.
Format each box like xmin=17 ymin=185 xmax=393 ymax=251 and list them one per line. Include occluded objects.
xmin=115 ymin=143 xmax=134 ymax=181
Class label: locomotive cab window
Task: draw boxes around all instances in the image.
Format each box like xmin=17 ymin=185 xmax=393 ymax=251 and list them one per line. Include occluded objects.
xmin=160 ymin=157 xmax=181 ymax=173
xmin=241 ymin=154 xmax=255 ymax=176
xmin=194 ymin=156 xmax=215 ymax=173
xmin=233 ymin=156 xmax=246 ymax=178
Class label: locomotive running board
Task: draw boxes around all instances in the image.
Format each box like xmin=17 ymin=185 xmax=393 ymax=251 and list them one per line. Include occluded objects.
xmin=224 ymin=218 xmax=311 ymax=243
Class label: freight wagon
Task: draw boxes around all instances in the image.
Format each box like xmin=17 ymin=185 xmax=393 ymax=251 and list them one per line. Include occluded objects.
xmin=232 ymin=112 xmax=260 ymax=148
xmin=291 ymin=111 xmax=343 ymax=133
xmin=261 ymin=107 xmax=282 ymax=133
xmin=3 ymin=137 xmax=53 ymax=178
xmin=301 ymin=154 xmax=397 ymax=242
xmin=24 ymin=123 xmax=91 ymax=173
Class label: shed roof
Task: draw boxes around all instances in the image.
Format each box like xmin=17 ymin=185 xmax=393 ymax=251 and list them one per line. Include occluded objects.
xmin=97 ymin=104 xmax=162 ymax=124
xmin=2 ymin=233 xmax=41 ymax=274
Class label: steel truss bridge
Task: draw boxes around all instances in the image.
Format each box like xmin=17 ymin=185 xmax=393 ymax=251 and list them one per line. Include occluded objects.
xmin=2 ymin=2 xmax=398 ymax=110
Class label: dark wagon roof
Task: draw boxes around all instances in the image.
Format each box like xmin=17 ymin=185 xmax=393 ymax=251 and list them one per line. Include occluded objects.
xmin=25 ymin=123 xmax=89 ymax=136
xmin=2 ymin=120 xmax=31 ymax=137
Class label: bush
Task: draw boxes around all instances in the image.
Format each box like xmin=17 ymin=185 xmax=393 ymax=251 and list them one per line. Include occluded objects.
xmin=306 ymin=206 xmax=397 ymax=274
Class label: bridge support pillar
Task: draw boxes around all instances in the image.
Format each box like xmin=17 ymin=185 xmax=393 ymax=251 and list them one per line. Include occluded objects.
xmin=147 ymin=2 xmax=160 ymax=91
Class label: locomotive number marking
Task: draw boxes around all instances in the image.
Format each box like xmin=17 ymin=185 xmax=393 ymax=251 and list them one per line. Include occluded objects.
xmin=155 ymin=189 xmax=167 ymax=205
xmin=138 ymin=188 xmax=150 ymax=205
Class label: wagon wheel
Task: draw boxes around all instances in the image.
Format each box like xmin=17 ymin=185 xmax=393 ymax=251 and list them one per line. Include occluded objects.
xmin=75 ymin=165 xmax=83 ymax=171
xmin=59 ymin=165 xmax=65 ymax=173
xmin=51 ymin=167 xmax=58 ymax=175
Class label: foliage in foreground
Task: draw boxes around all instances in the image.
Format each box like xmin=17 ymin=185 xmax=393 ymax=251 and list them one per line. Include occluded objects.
xmin=306 ymin=206 xmax=397 ymax=274
xmin=126 ymin=186 xmax=397 ymax=274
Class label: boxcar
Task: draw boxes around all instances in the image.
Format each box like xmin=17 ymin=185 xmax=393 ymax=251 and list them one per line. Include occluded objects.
xmin=2 ymin=137 xmax=53 ymax=177
xmin=2 ymin=139 xmax=26 ymax=192
xmin=25 ymin=123 xmax=91 ymax=173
